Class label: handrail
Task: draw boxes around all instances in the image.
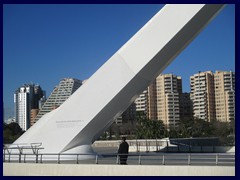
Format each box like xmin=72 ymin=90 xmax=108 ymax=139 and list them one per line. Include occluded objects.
xmin=3 ymin=143 xmax=44 ymax=163
xmin=3 ymin=150 xmax=235 ymax=166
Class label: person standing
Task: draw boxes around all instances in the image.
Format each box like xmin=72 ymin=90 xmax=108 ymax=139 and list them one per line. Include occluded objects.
xmin=118 ymin=137 xmax=129 ymax=164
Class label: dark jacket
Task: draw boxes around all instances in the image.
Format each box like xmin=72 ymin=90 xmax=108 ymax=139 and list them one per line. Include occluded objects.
xmin=118 ymin=141 xmax=129 ymax=164
xmin=118 ymin=141 xmax=129 ymax=154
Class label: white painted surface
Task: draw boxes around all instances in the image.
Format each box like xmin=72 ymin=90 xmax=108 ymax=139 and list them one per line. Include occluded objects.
xmin=3 ymin=163 xmax=235 ymax=176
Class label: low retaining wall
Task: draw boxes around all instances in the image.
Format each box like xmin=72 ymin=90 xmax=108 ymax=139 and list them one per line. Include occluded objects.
xmin=3 ymin=163 xmax=235 ymax=176
xmin=93 ymin=140 xmax=235 ymax=153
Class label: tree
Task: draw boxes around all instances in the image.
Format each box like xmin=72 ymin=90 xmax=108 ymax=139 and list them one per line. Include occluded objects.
xmin=169 ymin=117 xmax=233 ymax=145
xmin=136 ymin=116 xmax=165 ymax=139
xmin=3 ymin=122 xmax=24 ymax=144
xmin=210 ymin=120 xmax=232 ymax=145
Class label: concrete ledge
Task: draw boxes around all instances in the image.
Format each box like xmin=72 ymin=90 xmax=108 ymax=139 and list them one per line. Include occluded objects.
xmin=93 ymin=140 xmax=235 ymax=153
xmin=3 ymin=163 xmax=235 ymax=176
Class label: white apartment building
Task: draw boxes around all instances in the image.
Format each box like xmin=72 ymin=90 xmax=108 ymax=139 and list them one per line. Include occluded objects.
xmin=134 ymin=90 xmax=148 ymax=112
xmin=14 ymin=89 xmax=29 ymax=131
xmin=214 ymin=71 xmax=235 ymax=122
xmin=14 ymin=84 xmax=44 ymax=131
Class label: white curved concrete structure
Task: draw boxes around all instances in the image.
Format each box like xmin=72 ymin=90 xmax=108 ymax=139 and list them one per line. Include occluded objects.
xmin=13 ymin=4 xmax=225 ymax=158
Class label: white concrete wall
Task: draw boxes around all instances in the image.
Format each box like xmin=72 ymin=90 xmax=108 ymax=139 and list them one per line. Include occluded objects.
xmin=3 ymin=163 xmax=235 ymax=176
xmin=93 ymin=140 xmax=235 ymax=153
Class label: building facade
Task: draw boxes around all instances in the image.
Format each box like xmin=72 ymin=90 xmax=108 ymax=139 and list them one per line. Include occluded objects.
xmin=147 ymin=74 xmax=182 ymax=129
xmin=14 ymin=84 xmax=45 ymax=131
xmin=134 ymin=90 xmax=148 ymax=114
xmin=147 ymin=82 xmax=157 ymax=120
xmin=179 ymin=92 xmax=192 ymax=120
xmin=34 ymin=78 xmax=82 ymax=123
xmin=190 ymin=71 xmax=215 ymax=122
xmin=214 ymin=71 xmax=235 ymax=122
xmin=30 ymin=109 xmax=39 ymax=126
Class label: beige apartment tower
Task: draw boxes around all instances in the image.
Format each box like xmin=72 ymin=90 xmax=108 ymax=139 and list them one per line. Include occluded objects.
xmin=214 ymin=71 xmax=235 ymax=122
xmin=147 ymin=82 xmax=157 ymax=120
xmin=190 ymin=71 xmax=215 ymax=122
xmin=148 ymin=74 xmax=182 ymax=129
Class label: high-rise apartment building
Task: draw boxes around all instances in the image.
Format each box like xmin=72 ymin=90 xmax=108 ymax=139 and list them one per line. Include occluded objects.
xmin=14 ymin=84 xmax=45 ymax=131
xmin=115 ymin=103 xmax=136 ymax=125
xmin=113 ymin=90 xmax=147 ymax=125
xmin=148 ymin=74 xmax=182 ymax=129
xmin=179 ymin=92 xmax=192 ymax=120
xmin=147 ymin=81 xmax=157 ymax=120
xmin=34 ymin=78 xmax=82 ymax=123
xmin=30 ymin=109 xmax=39 ymax=126
xmin=190 ymin=70 xmax=235 ymax=123
xmin=134 ymin=90 xmax=148 ymax=113
xmin=190 ymin=71 xmax=215 ymax=122
xmin=214 ymin=71 xmax=235 ymax=122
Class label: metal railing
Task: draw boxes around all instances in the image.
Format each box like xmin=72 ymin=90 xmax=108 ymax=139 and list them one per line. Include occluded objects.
xmin=3 ymin=149 xmax=235 ymax=166
xmin=3 ymin=143 xmax=44 ymax=163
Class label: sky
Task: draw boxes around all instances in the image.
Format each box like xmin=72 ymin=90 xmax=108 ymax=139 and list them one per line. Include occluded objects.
xmin=3 ymin=4 xmax=235 ymax=120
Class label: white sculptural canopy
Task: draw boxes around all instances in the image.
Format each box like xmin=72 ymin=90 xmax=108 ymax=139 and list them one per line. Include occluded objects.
xmin=13 ymin=4 xmax=225 ymax=158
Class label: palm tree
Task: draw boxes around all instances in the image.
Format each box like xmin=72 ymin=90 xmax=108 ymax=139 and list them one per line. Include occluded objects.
xmin=136 ymin=117 xmax=165 ymax=139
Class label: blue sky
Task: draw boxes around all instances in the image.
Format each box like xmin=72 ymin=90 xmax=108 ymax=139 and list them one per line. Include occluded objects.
xmin=3 ymin=4 xmax=235 ymax=120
